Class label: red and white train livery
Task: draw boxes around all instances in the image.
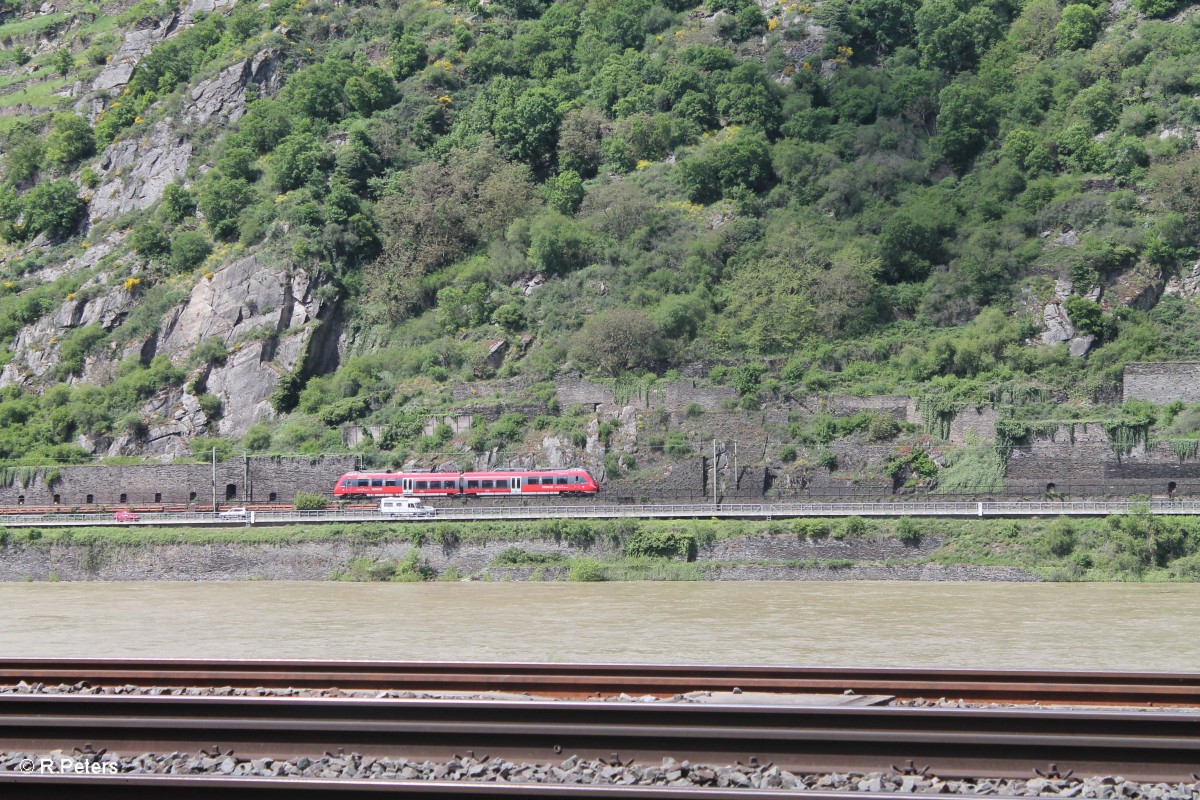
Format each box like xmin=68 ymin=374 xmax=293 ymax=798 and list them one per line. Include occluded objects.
xmin=333 ymin=468 xmax=599 ymax=499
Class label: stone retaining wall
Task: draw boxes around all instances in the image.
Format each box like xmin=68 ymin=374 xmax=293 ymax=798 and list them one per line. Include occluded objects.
xmin=1005 ymin=424 xmax=1200 ymax=496
xmin=1123 ymin=362 xmax=1200 ymax=404
xmin=0 ymin=455 xmax=356 ymax=508
xmin=0 ymin=531 xmax=1034 ymax=582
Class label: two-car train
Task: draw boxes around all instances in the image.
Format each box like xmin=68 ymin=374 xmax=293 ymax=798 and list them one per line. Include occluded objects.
xmin=333 ymin=468 xmax=599 ymax=499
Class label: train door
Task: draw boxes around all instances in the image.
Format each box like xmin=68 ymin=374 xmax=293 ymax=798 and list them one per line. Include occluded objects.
xmin=402 ymin=477 xmax=413 ymax=495
xmin=511 ymin=476 xmax=522 ymax=494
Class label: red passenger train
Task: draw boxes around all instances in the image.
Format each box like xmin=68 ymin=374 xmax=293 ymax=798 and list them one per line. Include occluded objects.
xmin=333 ymin=469 xmax=599 ymax=499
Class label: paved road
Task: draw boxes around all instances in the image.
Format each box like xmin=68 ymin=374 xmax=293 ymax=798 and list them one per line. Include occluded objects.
xmin=1 ymin=500 xmax=1198 ymax=527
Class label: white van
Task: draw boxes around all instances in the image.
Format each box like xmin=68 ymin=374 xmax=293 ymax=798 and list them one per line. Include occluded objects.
xmin=379 ymin=497 xmax=436 ymax=517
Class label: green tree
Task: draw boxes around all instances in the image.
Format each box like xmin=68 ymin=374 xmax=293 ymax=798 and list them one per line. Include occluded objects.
xmin=528 ymin=213 xmax=595 ymax=274
xmin=22 ymin=179 xmax=87 ymax=240
xmin=235 ymin=99 xmax=293 ymax=153
xmin=344 ymin=67 xmax=397 ymax=115
xmin=570 ymin=309 xmax=665 ymax=376
xmin=1 ymin=123 xmax=45 ymax=184
xmin=1131 ymin=0 xmax=1180 ymax=17
xmin=130 ymin=222 xmax=171 ymax=258
xmin=850 ymin=0 xmax=921 ymax=54
xmin=44 ymin=114 xmax=95 ymax=168
xmin=269 ymin=133 xmax=332 ymax=192
xmin=162 ymin=183 xmax=196 ymax=223
xmin=544 ymin=169 xmax=584 ymax=215
xmin=169 ymin=231 xmax=213 ymax=272
xmin=1055 ymin=4 xmax=1100 ymax=51
xmin=934 ymin=83 xmax=994 ymax=169
xmin=50 ymin=48 xmax=75 ymax=76
xmin=916 ymin=0 xmax=1004 ymax=73
xmin=493 ymin=88 xmax=562 ymax=163
xmin=198 ymin=175 xmax=254 ymax=240
xmin=391 ymin=33 xmax=428 ymax=80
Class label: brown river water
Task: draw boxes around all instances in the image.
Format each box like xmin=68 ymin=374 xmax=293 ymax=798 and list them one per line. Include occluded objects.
xmin=1 ymin=582 xmax=1197 ymax=670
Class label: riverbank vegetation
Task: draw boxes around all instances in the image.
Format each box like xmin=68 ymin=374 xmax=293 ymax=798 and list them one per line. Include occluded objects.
xmin=3 ymin=512 xmax=1199 ymax=581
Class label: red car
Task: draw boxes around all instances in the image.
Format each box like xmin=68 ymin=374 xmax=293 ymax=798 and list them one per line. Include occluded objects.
xmin=113 ymin=510 xmax=140 ymax=522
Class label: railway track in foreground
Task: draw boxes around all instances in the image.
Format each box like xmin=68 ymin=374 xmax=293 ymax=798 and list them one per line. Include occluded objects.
xmin=0 ymin=694 xmax=1198 ymax=783
xmin=3 ymin=660 xmax=1200 ymax=706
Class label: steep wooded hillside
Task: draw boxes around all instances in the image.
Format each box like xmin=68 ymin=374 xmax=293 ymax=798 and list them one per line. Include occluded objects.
xmin=1 ymin=0 xmax=1199 ymax=473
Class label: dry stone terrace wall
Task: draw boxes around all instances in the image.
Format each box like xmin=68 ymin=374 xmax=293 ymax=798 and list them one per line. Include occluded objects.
xmin=0 ymin=456 xmax=355 ymax=507
xmin=1123 ymin=363 xmax=1200 ymax=404
xmin=1005 ymin=424 xmax=1200 ymax=497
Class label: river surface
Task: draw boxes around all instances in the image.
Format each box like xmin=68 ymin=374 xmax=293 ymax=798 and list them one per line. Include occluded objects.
xmin=1 ymin=582 xmax=1196 ymax=670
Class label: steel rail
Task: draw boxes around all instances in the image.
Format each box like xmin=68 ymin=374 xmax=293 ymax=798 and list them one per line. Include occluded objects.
xmin=0 ymin=776 xmax=1038 ymax=800
xmin=3 ymin=500 xmax=1200 ymax=527
xmin=2 ymin=660 xmax=1199 ymax=705
xmin=0 ymin=695 xmax=1198 ymax=782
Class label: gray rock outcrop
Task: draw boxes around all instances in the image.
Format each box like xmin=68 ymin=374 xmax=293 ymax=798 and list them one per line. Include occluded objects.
xmin=92 ymin=14 xmax=179 ymax=95
xmin=184 ymin=49 xmax=282 ymax=126
xmin=90 ymin=119 xmax=192 ymax=221
xmin=148 ymin=256 xmax=340 ymax=438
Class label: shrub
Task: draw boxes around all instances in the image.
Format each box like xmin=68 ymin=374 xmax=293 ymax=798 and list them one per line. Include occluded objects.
xmin=162 ymin=183 xmax=196 ymax=223
xmin=623 ymin=528 xmax=695 ymax=559
xmin=293 ymin=491 xmax=327 ymax=510
xmin=197 ymin=393 xmax=223 ymax=420
xmin=1131 ymin=0 xmax=1179 ymax=16
xmin=169 ymin=231 xmax=213 ymax=273
xmin=130 ymin=222 xmax=171 ymax=258
xmin=839 ymin=515 xmax=868 ymax=537
xmin=867 ymin=414 xmax=901 ymax=441
xmin=792 ymin=518 xmax=830 ymax=538
xmin=895 ymin=516 xmax=921 ymax=544
xmin=567 ymin=557 xmax=606 ymax=581
xmin=663 ymin=432 xmax=692 ymax=458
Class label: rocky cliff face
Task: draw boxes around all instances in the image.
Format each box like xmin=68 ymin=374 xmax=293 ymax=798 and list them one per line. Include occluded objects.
xmin=0 ymin=0 xmax=332 ymax=458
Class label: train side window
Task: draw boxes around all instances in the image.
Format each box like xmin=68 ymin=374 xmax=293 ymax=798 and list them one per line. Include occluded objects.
xmin=498 ymin=479 xmax=509 ymax=488
xmin=416 ymin=481 xmax=428 ymax=490
xmin=527 ymin=477 xmax=540 ymax=486
xmin=467 ymin=480 xmax=480 ymax=489
xmin=481 ymin=480 xmax=494 ymax=488
xmin=556 ymin=477 xmax=568 ymax=485
xmin=371 ymin=480 xmax=383 ymax=487
xmin=384 ymin=480 xmax=397 ymax=487
xmin=356 ymin=480 xmax=370 ymax=487
xmin=432 ymin=481 xmax=445 ymax=489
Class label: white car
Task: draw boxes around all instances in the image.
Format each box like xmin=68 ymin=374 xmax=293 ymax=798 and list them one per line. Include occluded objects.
xmin=218 ymin=507 xmax=249 ymax=519
xmin=379 ymin=498 xmax=436 ymax=517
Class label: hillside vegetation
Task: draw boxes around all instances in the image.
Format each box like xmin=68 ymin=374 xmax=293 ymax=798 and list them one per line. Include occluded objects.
xmin=0 ymin=0 xmax=1199 ymax=468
